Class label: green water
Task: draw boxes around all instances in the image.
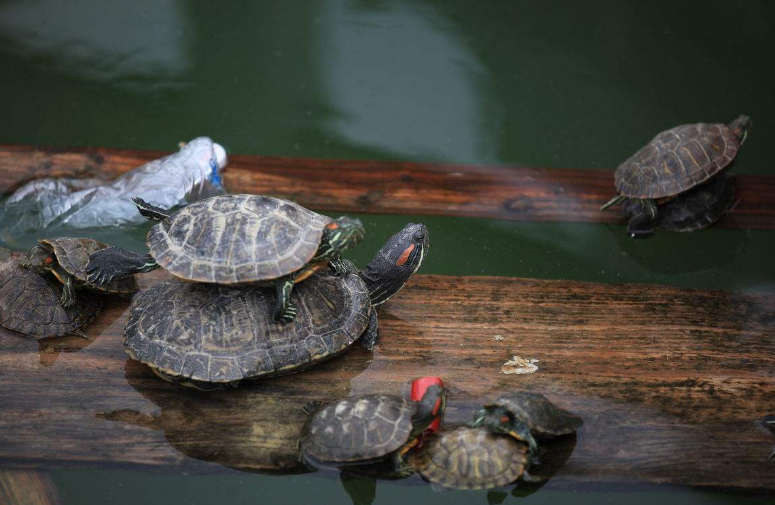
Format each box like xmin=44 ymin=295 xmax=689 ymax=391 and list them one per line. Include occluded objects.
xmin=1 ymin=0 xmax=774 ymax=503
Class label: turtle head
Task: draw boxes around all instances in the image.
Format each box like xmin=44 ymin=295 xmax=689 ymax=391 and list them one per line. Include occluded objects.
xmin=360 ymin=223 xmax=429 ymax=306
xmin=729 ymin=115 xmax=752 ymax=145
xmin=472 ymin=405 xmax=539 ymax=458
xmin=326 ymin=217 xmax=366 ymax=254
xmin=412 ymin=384 xmax=446 ymax=432
xmin=21 ymin=244 xmax=55 ymax=273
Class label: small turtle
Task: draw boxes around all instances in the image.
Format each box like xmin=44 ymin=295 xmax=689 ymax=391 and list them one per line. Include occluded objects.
xmin=122 ymin=223 xmax=428 ymax=389
xmin=601 ymin=115 xmax=751 ymax=236
xmin=408 ymin=426 xmax=530 ymax=490
xmin=472 ymin=392 xmax=582 ymax=461
xmin=86 ymin=195 xmax=365 ymax=322
xmin=300 ymin=384 xmax=445 ymax=470
xmin=0 ymin=255 xmax=102 ymax=338
xmin=21 ymin=238 xmax=138 ymax=308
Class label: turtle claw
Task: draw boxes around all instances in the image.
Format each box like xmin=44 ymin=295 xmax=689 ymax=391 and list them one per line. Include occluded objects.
xmin=276 ymin=303 xmax=298 ymax=323
xmin=59 ymin=293 xmax=75 ymax=309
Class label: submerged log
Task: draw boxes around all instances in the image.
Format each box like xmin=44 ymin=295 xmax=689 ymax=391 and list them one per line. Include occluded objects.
xmin=0 ymin=269 xmax=773 ymax=492
xmin=1 ymin=144 xmax=773 ymax=229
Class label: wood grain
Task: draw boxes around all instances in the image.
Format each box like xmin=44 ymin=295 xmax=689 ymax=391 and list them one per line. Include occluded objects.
xmin=1 ymin=144 xmax=773 ymax=229
xmin=0 ymin=268 xmax=773 ymax=493
xmin=0 ymin=471 xmax=60 ymax=505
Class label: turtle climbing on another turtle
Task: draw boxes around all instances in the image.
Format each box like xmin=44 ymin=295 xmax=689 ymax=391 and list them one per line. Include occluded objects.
xmin=21 ymin=237 xmax=138 ymax=308
xmin=408 ymin=426 xmax=531 ymax=490
xmin=299 ymin=384 xmax=446 ymax=471
xmin=86 ymin=194 xmax=365 ymax=322
xmin=472 ymin=392 xmax=582 ymax=463
xmin=121 ymin=223 xmax=429 ymax=389
xmin=601 ymin=115 xmax=751 ymax=237
xmin=0 ymin=253 xmax=102 ymax=338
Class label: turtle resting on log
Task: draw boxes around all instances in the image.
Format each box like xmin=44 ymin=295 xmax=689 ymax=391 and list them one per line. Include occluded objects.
xmin=122 ymin=222 xmax=429 ymax=390
xmin=20 ymin=237 xmax=138 ymax=308
xmin=601 ymin=115 xmax=751 ymax=237
xmin=0 ymin=252 xmax=102 ymax=338
xmin=86 ymin=194 xmax=366 ymax=322
xmin=472 ymin=392 xmax=582 ymax=464
xmin=299 ymin=384 xmax=446 ymax=472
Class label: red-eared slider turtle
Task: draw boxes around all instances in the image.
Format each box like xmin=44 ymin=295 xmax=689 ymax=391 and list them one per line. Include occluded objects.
xmin=408 ymin=426 xmax=530 ymax=490
xmin=300 ymin=384 xmax=445 ymax=469
xmin=122 ymin=223 xmax=428 ymax=389
xmin=0 ymin=255 xmax=102 ymax=338
xmin=601 ymin=115 xmax=751 ymax=236
xmin=472 ymin=392 xmax=582 ymax=462
xmin=86 ymin=194 xmax=365 ymax=322
xmin=21 ymin=237 xmax=138 ymax=308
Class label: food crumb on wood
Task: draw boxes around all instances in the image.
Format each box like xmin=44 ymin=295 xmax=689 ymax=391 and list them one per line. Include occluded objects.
xmin=500 ymin=355 xmax=539 ymax=375
xmin=493 ymin=335 xmax=504 ymax=341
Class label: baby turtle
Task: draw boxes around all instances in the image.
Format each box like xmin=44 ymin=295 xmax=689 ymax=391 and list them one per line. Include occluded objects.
xmin=472 ymin=392 xmax=582 ymax=460
xmin=86 ymin=194 xmax=365 ymax=322
xmin=21 ymin=237 xmax=138 ymax=307
xmin=601 ymin=115 xmax=751 ymax=236
xmin=408 ymin=426 xmax=530 ymax=490
xmin=300 ymin=384 xmax=445 ymax=469
xmin=122 ymin=223 xmax=428 ymax=389
xmin=0 ymin=255 xmax=102 ymax=338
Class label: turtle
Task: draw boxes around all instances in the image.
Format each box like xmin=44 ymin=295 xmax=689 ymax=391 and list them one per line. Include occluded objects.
xmin=20 ymin=237 xmax=138 ymax=308
xmin=471 ymin=392 xmax=582 ymax=463
xmin=299 ymin=384 xmax=446 ymax=471
xmin=122 ymin=222 xmax=429 ymax=389
xmin=601 ymin=115 xmax=751 ymax=237
xmin=0 ymin=255 xmax=102 ymax=338
xmin=86 ymin=194 xmax=366 ymax=322
xmin=408 ymin=426 xmax=530 ymax=490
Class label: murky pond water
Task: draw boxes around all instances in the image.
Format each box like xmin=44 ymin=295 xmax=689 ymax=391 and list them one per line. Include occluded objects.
xmin=1 ymin=0 xmax=774 ymax=503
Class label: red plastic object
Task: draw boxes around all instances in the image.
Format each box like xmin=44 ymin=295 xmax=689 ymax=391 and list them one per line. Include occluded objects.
xmin=410 ymin=376 xmax=445 ymax=433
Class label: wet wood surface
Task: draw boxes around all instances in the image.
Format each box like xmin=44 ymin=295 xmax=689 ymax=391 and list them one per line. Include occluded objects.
xmin=1 ymin=143 xmax=773 ymax=229
xmin=0 ymin=267 xmax=773 ymax=493
xmin=0 ymin=471 xmax=60 ymax=505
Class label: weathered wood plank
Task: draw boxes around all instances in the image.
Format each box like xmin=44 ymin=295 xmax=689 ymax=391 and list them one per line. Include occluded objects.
xmin=0 ymin=471 xmax=60 ymax=505
xmin=0 ymin=269 xmax=773 ymax=492
xmin=1 ymin=144 xmax=773 ymax=229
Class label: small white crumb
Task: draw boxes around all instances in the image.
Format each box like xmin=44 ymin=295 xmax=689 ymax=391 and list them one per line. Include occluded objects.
xmin=493 ymin=335 xmax=504 ymax=341
xmin=500 ymin=355 xmax=539 ymax=375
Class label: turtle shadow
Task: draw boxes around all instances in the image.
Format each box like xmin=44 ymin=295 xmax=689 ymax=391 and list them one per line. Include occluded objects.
xmin=97 ymin=348 xmax=373 ymax=475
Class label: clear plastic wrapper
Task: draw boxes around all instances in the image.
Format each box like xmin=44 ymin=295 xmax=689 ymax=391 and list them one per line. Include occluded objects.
xmin=0 ymin=137 xmax=227 ymax=236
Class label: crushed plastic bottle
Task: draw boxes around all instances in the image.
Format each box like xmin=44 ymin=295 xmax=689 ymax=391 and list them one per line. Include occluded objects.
xmin=0 ymin=137 xmax=227 ymax=236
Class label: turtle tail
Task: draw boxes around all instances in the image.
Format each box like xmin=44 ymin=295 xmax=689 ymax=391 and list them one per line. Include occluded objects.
xmin=132 ymin=197 xmax=172 ymax=221
xmin=600 ymin=194 xmax=624 ymax=211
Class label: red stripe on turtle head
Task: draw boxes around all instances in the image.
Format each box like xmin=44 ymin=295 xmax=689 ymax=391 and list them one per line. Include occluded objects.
xmin=395 ymin=244 xmax=415 ymax=266
xmin=326 ymin=222 xmax=339 ymax=230
xmin=44 ymin=257 xmax=53 ymax=264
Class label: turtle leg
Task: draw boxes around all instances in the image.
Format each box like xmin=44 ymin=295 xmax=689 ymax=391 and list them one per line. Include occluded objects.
xmin=71 ymin=329 xmax=89 ymax=340
xmin=626 ymin=198 xmax=658 ymax=238
xmin=508 ymin=421 xmax=540 ymax=465
xmin=274 ymin=276 xmax=298 ymax=323
xmin=329 ymin=255 xmax=355 ymax=276
xmin=390 ymin=450 xmax=415 ymax=478
xmin=86 ymin=247 xmax=158 ymax=286
xmin=359 ymin=308 xmax=380 ymax=350
xmin=59 ymin=272 xmax=76 ymax=308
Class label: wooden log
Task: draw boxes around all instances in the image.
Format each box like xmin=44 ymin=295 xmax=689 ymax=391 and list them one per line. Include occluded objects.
xmin=1 ymin=144 xmax=773 ymax=229
xmin=0 ymin=471 xmax=60 ymax=505
xmin=0 ymin=268 xmax=773 ymax=492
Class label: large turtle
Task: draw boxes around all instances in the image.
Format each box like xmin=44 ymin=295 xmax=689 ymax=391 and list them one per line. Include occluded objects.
xmin=299 ymin=384 xmax=445 ymax=470
xmin=0 ymin=253 xmax=102 ymax=338
xmin=122 ymin=223 xmax=428 ymax=389
xmin=408 ymin=426 xmax=530 ymax=490
xmin=601 ymin=115 xmax=751 ymax=236
xmin=472 ymin=392 xmax=582 ymax=462
xmin=20 ymin=237 xmax=138 ymax=308
xmin=86 ymin=194 xmax=365 ymax=322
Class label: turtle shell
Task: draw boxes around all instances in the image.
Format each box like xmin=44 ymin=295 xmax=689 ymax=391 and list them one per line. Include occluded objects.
xmin=146 ymin=195 xmax=332 ymax=284
xmin=615 ymin=122 xmax=740 ymax=199
xmin=300 ymin=394 xmax=416 ymax=464
xmin=41 ymin=237 xmax=138 ymax=294
xmin=123 ymin=270 xmax=371 ymax=384
xmin=0 ymin=258 xmax=102 ymax=338
xmin=492 ymin=392 xmax=582 ymax=439
xmin=655 ymin=174 xmax=736 ymax=232
xmin=408 ymin=427 xmax=529 ymax=490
